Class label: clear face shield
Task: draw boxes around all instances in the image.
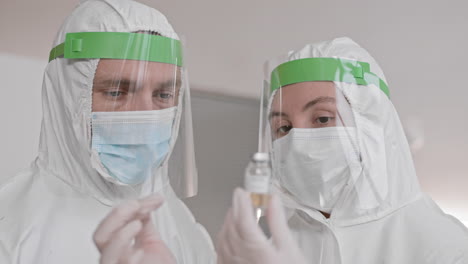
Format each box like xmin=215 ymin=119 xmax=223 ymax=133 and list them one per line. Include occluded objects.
xmin=260 ymin=56 xmax=390 ymax=214
xmin=49 ymin=32 xmax=197 ymax=198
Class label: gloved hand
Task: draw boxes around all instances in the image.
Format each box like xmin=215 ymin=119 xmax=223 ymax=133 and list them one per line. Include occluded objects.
xmin=93 ymin=194 xmax=177 ymax=264
xmin=216 ymin=188 xmax=307 ymax=264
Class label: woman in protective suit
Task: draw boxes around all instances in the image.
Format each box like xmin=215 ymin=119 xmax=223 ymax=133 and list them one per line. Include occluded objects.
xmin=216 ymin=37 xmax=468 ymax=264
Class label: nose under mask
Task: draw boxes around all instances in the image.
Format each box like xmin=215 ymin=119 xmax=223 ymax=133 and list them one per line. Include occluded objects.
xmin=272 ymin=127 xmax=360 ymax=213
xmin=91 ymin=107 xmax=176 ymax=185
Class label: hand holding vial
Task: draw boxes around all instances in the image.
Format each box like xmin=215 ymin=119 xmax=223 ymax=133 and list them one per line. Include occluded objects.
xmin=216 ymin=188 xmax=307 ymax=264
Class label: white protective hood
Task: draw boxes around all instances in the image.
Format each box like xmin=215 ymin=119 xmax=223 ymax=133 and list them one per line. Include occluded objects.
xmin=0 ymin=0 xmax=215 ymax=263
xmin=270 ymin=37 xmax=468 ymax=263
xmin=41 ymin=0 xmax=189 ymax=205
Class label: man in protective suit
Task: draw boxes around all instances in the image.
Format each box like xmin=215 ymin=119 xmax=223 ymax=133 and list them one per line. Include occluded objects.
xmin=0 ymin=0 xmax=215 ymax=263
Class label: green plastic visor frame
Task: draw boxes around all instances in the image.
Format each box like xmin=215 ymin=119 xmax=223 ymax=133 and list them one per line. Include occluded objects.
xmin=270 ymin=58 xmax=389 ymax=98
xmin=48 ymin=32 xmax=183 ymax=66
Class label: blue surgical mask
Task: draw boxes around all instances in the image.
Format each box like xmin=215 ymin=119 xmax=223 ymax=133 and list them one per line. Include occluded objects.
xmin=91 ymin=107 xmax=176 ymax=185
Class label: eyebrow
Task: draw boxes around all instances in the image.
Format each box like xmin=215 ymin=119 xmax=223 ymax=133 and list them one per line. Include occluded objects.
xmin=269 ymin=111 xmax=288 ymax=120
xmin=268 ymin=96 xmax=335 ymax=120
xmin=301 ymin=96 xmax=335 ymax=112
xmin=158 ymin=76 xmax=182 ymax=90
xmin=94 ymin=76 xmax=182 ymax=91
xmin=94 ymin=79 xmax=135 ymax=89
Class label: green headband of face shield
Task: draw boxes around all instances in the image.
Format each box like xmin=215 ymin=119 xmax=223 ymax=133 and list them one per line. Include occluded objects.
xmin=48 ymin=32 xmax=183 ymax=66
xmin=270 ymin=58 xmax=390 ymax=98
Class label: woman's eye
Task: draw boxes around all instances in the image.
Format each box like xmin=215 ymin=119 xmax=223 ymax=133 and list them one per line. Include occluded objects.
xmin=278 ymin=125 xmax=292 ymax=134
xmin=317 ymin=116 xmax=334 ymax=124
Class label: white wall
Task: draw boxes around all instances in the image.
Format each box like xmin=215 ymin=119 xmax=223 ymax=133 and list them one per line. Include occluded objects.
xmin=1 ymin=0 xmax=467 ymax=234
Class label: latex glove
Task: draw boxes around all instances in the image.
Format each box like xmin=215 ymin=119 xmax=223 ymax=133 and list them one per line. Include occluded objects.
xmin=216 ymin=188 xmax=307 ymax=264
xmin=93 ymin=194 xmax=177 ymax=264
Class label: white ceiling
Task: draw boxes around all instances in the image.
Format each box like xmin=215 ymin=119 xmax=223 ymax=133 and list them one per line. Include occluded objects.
xmin=1 ymin=0 xmax=467 ymax=219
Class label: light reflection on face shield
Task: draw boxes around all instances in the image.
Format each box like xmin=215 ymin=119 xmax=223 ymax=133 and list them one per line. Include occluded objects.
xmin=269 ymin=81 xmax=355 ymax=140
xmin=92 ymin=59 xmax=181 ymax=112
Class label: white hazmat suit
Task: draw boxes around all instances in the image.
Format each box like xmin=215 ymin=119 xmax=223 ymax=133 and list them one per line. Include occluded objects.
xmin=217 ymin=37 xmax=468 ymax=264
xmin=271 ymin=37 xmax=468 ymax=264
xmin=0 ymin=0 xmax=215 ymax=263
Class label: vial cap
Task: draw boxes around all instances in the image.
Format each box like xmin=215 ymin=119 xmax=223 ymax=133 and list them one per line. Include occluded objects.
xmin=252 ymin=152 xmax=269 ymax=162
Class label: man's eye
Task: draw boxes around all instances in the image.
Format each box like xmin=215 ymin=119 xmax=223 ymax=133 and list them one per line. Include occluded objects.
xmin=104 ymin=91 xmax=124 ymax=97
xmin=156 ymin=92 xmax=174 ymax=100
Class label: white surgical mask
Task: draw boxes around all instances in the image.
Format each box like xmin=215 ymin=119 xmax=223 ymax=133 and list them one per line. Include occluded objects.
xmin=90 ymin=107 xmax=176 ymax=185
xmin=272 ymin=127 xmax=360 ymax=213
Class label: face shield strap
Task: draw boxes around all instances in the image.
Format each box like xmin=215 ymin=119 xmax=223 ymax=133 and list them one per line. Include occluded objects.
xmin=270 ymin=58 xmax=390 ymax=98
xmin=48 ymin=32 xmax=183 ymax=66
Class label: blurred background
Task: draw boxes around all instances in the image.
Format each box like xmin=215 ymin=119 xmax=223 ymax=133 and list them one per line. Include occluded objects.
xmin=1 ymin=0 xmax=467 ymax=238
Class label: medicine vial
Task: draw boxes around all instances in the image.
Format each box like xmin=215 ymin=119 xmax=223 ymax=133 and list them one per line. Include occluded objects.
xmin=244 ymin=152 xmax=271 ymax=222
